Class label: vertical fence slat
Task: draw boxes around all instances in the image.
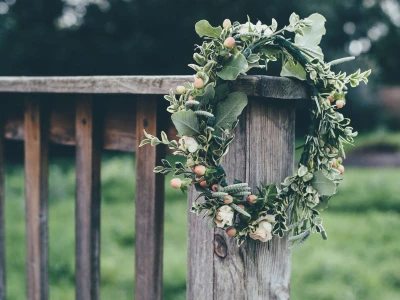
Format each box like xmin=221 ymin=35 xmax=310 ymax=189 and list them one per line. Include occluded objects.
xmin=24 ymin=98 xmax=49 ymax=300
xmin=135 ymin=95 xmax=166 ymax=300
xmin=0 ymin=109 xmax=6 ymax=300
xmin=75 ymin=96 xmax=102 ymax=300
xmin=187 ymin=97 xmax=295 ymax=300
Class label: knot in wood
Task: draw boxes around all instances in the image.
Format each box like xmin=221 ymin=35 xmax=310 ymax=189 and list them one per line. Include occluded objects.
xmin=214 ymin=234 xmax=227 ymax=258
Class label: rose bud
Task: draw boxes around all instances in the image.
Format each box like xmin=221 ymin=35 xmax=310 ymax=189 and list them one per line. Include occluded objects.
xmin=200 ymin=180 xmax=208 ymax=187
xmin=194 ymin=165 xmax=206 ymax=175
xmin=223 ymin=19 xmax=231 ymax=29
xmin=188 ymin=95 xmax=195 ymax=101
xmin=193 ymin=77 xmax=204 ymax=89
xmin=223 ymin=37 xmax=236 ymax=49
xmin=170 ymin=178 xmax=182 ymax=189
xmin=176 ymin=85 xmax=186 ymax=94
xmin=211 ymin=184 xmax=219 ymax=192
xmin=338 ymin=165 xmax=345 ymax=174
xmin=226 ymin=226 xmax=237 ymax=237
xmin=328 ymin=96 xmax=335 ymax=103
xmin=336 ymin=100 xmax=345 ymax=109
xmin=247 ymin=194 xmax=257 ymax=204
xmin=238 ymin=204 xmax=245 ymax=210
xmin=223 ymin=195 xmax=233 ymax=204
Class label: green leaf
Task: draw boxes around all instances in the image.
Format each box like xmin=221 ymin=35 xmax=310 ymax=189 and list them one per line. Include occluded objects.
xmin=212 ymin=83 xmax=229 ymax=103
xmin=217 ymin=53 xmax=248 ymax=81
xmin=171 ymin=110 xmax=200 ymax=137
xmin=281 ymin=59 xmax=307 ymax=81
xmin=311 ymin=170 xmax=336 ymax=196
xmin=294 ymin=13 xmax=326 ymax=57
xmin=195 ymin=20 xmax=222 ymax=38
xmin=315 ymin=196 xmax=330 ymax=211
xmin=196 ymin=84 xmax=215 ymax=106
xmin=214 ymin=92 xmax=248 ymax=131
xmin=297 ymin=165 xmax=308 ymax=177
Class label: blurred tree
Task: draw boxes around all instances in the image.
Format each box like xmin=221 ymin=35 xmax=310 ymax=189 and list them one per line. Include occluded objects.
xmin=0 ymin=0 xmax=398 ymax=130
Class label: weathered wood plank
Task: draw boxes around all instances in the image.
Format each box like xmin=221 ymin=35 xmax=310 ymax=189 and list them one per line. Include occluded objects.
xmin=187 ymin=97 xmax=295 ymax=300
xmin=24 ymin=98 xmax=49 ymax=300
xmin=75 ymin=97 xmax=102 ymax=300
xmin=3 ymin=98 xmax=176 ymax=152
xmin=0 ymin=110 xmax=6 ymax=300
xmin=135 ymin=95 xmax=166 ymax=300
xmin=0 ymin=76 xmax=308 ymax=99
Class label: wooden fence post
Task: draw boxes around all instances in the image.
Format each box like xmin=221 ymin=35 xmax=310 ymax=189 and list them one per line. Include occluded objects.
xmin=187 ymin=96 xmax=296 ymax=300
xmin=24 ymin=98 xmax=49 ymax=300
xmin=135 ymin=96 xmax=167 ymax=300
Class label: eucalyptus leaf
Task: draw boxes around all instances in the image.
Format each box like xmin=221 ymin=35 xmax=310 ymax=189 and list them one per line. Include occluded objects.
xmin=294 ymin=13 xmax=326 ymax=57
xmin=281 ymin=59 xmax=307 ymax=81
xmin=297 ymin=165 xmax=308 ymax=177
xmin=171 ymin=110 xmax=200 ymax=137
xmin=195 ymin=20 xmax=222 ymax=38
xmin=311 ymin=170 xmax=336 ymax=196
xmin=196 ymin=84 xmax=215 ymax=106
xmin=214 ymin=92 xmax=248 ymax=131
xmin=216 ymin=53 xmax=248 ymax=81
xmin=212 ymin=83 xmax=230 ymax=103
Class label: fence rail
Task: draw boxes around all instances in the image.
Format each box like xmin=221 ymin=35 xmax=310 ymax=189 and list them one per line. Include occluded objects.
xmin=0 ymin=75 xmax=307 ymax=300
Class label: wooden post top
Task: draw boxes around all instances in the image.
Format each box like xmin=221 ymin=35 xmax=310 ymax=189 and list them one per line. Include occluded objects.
xmin=0 ymin=75 xmax=308 ymax=99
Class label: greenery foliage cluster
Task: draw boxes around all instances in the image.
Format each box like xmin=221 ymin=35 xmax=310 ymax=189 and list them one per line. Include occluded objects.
xmin=140 ymin=13 xmax=370 ymax=247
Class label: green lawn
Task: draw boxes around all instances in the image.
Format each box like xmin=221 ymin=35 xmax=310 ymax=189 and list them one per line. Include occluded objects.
xmin=3 ymin=154 xmax=400 ymax=299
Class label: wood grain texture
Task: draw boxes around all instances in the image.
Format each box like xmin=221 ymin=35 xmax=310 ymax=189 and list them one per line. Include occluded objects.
xmin=0 ymin=76 xmax=308 ymax=99
xmin=75 ymin=97 xmax=102 ymax=300
xmin=24 ymin=98 xmax=49 ymax=300
xmin=187 ymin=97 xmax=295 ymax=300
xmin=0 ymin=110 xmax=5 ymax=300
xmin=135 ymin=95 xmax=166 ymax=300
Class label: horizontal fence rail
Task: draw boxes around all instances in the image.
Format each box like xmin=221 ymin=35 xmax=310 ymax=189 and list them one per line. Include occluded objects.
xmin=0 ymin=75 xmax=307 ymax=300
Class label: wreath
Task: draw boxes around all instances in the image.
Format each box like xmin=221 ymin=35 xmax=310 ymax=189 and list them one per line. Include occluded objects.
xmin=140 ymin=13 xmax=370 ymax=248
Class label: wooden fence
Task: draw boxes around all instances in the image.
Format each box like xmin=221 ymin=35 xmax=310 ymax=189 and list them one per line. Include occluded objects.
xmin=0 ymin=75 xmax=307 ymax=300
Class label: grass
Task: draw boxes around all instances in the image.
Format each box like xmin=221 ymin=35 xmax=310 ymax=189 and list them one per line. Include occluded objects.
xmin=3 ymin=153 xmax=400 ymax=299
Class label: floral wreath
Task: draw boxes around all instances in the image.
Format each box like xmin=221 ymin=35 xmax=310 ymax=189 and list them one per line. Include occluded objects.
xmin=140 ymin=13 xmax=370 ymax=248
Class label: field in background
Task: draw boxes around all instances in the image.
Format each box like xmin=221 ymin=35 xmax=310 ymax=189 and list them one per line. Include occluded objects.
xmin=3 ymin=154 xmax=400 ymax=300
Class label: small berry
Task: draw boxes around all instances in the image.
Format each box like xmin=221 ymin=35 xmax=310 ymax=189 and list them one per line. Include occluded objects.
xmin=200 ymin=180 xmax=208 ymax=187
xmin=328 ymin=96 xmax=335 ymax=103
xmin=247 ymin=195 xmax=257 ymax=204
xmin=211 ymin=184 xmax=219 ymax=192
xmin=223 ymin=37 xmax=236 ymax=49
xmin=336 ymin=100 xmax=345 ymax=109
xmin=332 ymin=158 xmax=337 ymax=168
xmin=176 ymin=85 xmax=186 ymax=94
xmin=194 ymin=165 xmax=206 ymax=176
xmin=223 ymin=19 xmax=231 ymax=29
xmin=170 ymin=178 xmax=182 ymax=189
xmin=193 ymin=77 xmax=204 ymax=89
xmin=226 ymin=227 xmax=237 ymax=237
xmin=223 ymin=195 xmax=233 ymax=204
xmin=338 ymin=165 xmax=345 ymax=174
